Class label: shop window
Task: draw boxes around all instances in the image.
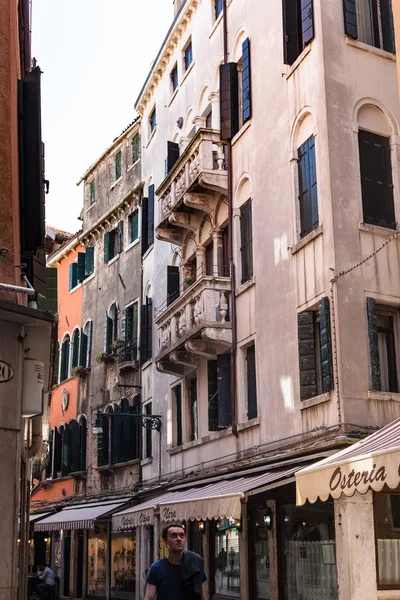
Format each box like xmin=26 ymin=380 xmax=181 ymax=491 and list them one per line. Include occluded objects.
xmin=250 ymin=507 xmax=270 ymax=599
xmin=280 ymin=499 xmax=337 ymax=600
xmin=187 ymin=521 xmax=203 ymax=556
xmin=297 ymin=297 xmax=333 ymax=401
xmin=359 ymin=130 xmax=395 ymax=229
xmin=88 ymin=527 xmax=108 ymax=597
xmin=375 ymin=493 xmax=400 ymax=587
xmin=208 ymin=356 xmax=232 ymax=431
xmin=145 ymin=403 xmax=153 ymax=459
xmin=189 ymin=377 xmax=198 ymax=442
xmin=343 ymin=0 xmax=395 ymax=53
xmin=298 ymin=135 xmax=319 ymax=238
xmin=214 ymin=519 xmax=240 ymax=597
xmin=282 ymin=0 xmax=315 ymax=65
xmin=367 ymin=299 xmax=399 ymax=392
xmin=111 ymin=530 xmax=136 ymax=596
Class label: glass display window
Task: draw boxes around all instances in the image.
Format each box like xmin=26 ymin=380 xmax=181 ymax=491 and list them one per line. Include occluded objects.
xmin=111 ymin=531 xmax=136 ymax=599
xmin=214 ymin=518 xmax=240 ymax=598
xmin=375 ymin=493 xmax=400 ymax=588
xmin=88 ymin=527 xmax=108 ymax=598
xmin=251 ymin=508 xmax=270 ymax=599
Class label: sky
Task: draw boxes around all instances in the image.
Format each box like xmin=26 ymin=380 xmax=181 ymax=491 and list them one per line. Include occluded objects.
xmin=31 ymin=0 xmax=174 ymax=235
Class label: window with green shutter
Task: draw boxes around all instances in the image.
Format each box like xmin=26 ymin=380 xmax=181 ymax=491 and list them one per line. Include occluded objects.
xmin=79 ymin=417 xmax=87 ymax=471
xmin=104 ymin=230 xmax=117 ymax=263
xmin=60 ymin=335 xmax=70 ymax=382
xmin=131 ymin=134 xmax=140 ymax=164
xmin=343 ymin=0 xmax=395 ymax=52
xmin=298 ymin=135 xmax=319 ymax=238
xmin=115 ymin=150 xmax=122 ymax=180
xmin=282 ymin=0 xmax=315 ymax=65
xmin=89 ymin=180 xmax=95 ymax=205
xmin=69 ymin=262 xmax=78 ymax=290
xmin=72 ymin=329 xmax=80 ymax=369
xmin=246 ymin=344 xmax=257 ymax=419
xmin=85 ymin=246 xmax=95 ymax=276
xmin=125 ymin=303 xmax=138 ymax=361
xmin=240 ymin=200 xmax=253 ymax=283
xmin=145 ymin=403 xmax=152 ymax=458
xmin=129 ymin=211 xmax=139 ymax=243
xmin=367 ymin=299 xmax=399 ymax=393
xmin=149 ymin=108 xmax=157 ymax=133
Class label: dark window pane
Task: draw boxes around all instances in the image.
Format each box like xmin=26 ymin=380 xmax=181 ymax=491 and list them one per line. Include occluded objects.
xmin=115 ymin=151 xmax=122 ymax=180
xmin=184 ymin=42 xmax=193 ymax=70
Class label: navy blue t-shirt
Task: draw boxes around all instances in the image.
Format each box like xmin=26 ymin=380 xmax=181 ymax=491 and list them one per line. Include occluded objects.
xmin=146 ymin=555 xmax=207 ymax=600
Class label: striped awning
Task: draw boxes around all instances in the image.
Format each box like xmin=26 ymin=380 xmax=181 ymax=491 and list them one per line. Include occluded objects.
xmin=113 ymin=466 xmax=299 ymax=530
xmin=34 ymin=499 xmax=129 ymax=532
xmin=29 ymin=511 xmax=53 ymax=524
xmin=296 ymin=417 xmax=400 ymax=505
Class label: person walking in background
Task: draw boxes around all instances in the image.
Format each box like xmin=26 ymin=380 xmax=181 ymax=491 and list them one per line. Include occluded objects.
xmin=36 ymin=564 xmax=56 ymax=598
xmin=144 ymin=523 xmax=207 ymax=600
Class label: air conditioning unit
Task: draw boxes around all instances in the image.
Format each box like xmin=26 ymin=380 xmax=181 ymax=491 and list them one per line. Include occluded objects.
xmin=22 ymin=359 xmax=44 ymax=417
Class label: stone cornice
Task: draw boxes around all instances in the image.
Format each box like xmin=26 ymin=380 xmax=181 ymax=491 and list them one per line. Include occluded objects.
xmin=135 ymin=0 xmax=200 ymax=116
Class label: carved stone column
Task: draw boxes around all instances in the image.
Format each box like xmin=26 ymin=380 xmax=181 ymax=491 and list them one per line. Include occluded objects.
xmin=193 ymin=115 xmax=207 ymax=131
xmin=195 ymin=246 xmax=206 ymax=278
xmin=209 ymin=92 xmax=220 ymax=130
xmin=212 ymin=229 xmax=223 ymax=276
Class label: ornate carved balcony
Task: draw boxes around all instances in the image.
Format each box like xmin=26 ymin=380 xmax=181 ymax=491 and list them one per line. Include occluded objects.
xmin=154 ymin=274 xmax=232 ymax=376
xmin=156 ymin=129 xmax=227 ymax=245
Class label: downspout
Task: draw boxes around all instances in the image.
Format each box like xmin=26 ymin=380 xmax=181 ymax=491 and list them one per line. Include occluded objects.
xmin=223 ymin=0 xmax=238 ymax=437
xmin=138 ymin=186 xmax=144 ymax=487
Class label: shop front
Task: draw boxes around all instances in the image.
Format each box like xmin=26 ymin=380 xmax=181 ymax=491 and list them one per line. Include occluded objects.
xmin=296 ymin=416 xmax=400 ymax=600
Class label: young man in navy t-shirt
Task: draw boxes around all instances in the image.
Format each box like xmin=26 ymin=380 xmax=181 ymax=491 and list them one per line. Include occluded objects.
xmin=144 ymin=523 xmax=207 ymax=600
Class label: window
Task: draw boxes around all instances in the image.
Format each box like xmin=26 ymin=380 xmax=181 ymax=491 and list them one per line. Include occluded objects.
xmin=298 ymin=135 xmax=319 ymax=238
xmin=131 ymin=133 xmax=140 ymax=164
xmin=124 ymin=302 xmax=138 ymax=361
xmin=104 ymin=221 xmax=123 ymax=262
xmin=89 ymin=180 xmax=95 ymax=205
xmin=53 ymin=342 xmax=60 ymax=385
xmin=72 ymin=329 xmax=80 ymax=369
xmin=167 ymin=266 xmax=180 ymax=306
xmin=214 ymin=519 xmax=240 ymax=597
xmin=60 ymin=334 xmax=70 ymax=382
xmin=367 ymin=298 xmax=399 ymax=392
xmin=70 ymin=419 xmax=84 ymax=473
xmin=215 ymin=0 xmax=223 ymax=19
xmin=358 ymin=130 xmax=395 ymax=229
xmin=149 ymin=108 xmax=157 ymax=133
xmin=189 ymin=377 xmax=198 ymax=441
xmin=297 ymin=297 xmax=333 ymax=401
xmin=69 ymin=262 xmax=78 ymax=291
xmin=104 ymin=304 xmax=118 ymax=354
xmin=140 ymin=296 xmax=153 ymax=364
xmin=115 ymin=150 xmax=122 ymax=181
xmin=81 ymin=320 xmax=93 ymax=368
xmin=283 ymin=0 xmax=315 ymax=65
xmin=171 ymin=64 xmax=179 ymax=92
xmin=77 ymin=247 xmax=95 ymax=282
xmin=240 ymin=200 xmax=253 ymax=283
xmin=375 ymin=493 xmax=400 ymax=587
xmin=173 ymin=385 xmax=183 ymax=447
xmin=45 ymin=432 xmax=53 ymax=479
xmin=246 ymin=344 xmax=257 ymax=419
xmin=208 ymin=356 xmax=232 ymax=431
xmin=141 ymin=185 xmax=154 ymax=255
xmin=241 ymin=38 xmax=251 ymax=125
xmin=128 ymin=210 xmax=139 ymax=244
xmin=184 ymin=40 xmax=193 ymax=71
xmin=61 ymin=422 xmax=71 ymax=477
xmin=97 ymin=402 xmax=139 ymax=467
xmin=343 ymin=0 xmax=395 ymax=52
xmin=53 ymin=428 xmax=62 ymax=478
xmin=145 ymin=402 xmax=153 ymax=458
xmin=166 ymin=141 xmax=180 ymax=174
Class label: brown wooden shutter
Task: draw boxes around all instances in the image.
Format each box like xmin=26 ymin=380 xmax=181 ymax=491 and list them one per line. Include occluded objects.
xmin=298 ymin=311 xmax=317 ymax=400
xmin=220 ymin=63 xmax=239 ymax=140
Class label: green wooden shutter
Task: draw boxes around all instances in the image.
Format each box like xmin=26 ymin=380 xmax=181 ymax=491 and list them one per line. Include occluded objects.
xmin=104 ymin=232 xmax=110 ymax=263
xmin=80 ymin=329 xmax=88 ymax=368
xmin=148 ymin=185 xmax=155 ymax=247
xmin=69 ymin=420 xmax=80 ymax=473
xmin=247 ymin=344 xmax=258 ymax=419
xmin=367 ymin=297 xmax=381 ymax=391
xmin=77 ymin=252 xmax=86 ymax=282
xmin=242 ymin=38 xmax=251 ymax=123
xmin=220 ymin=63 xmax=239 ymax=140
xmin=140 ymin=304 xmax=147 ymax=364
xmin=97 ymin=414 xmax=110 ymax=467
xmin=208 ymin=360 xmax=219 ymax=431
xmin=217 ymin=354 xmax=232 ymax=427
xmin=53 ymin=342 xmax=59 ymax=386
xmin=176 ymin=385 xmax=183 ymax=446
xmin=240 ymin=201 xmax=253 ymax=283
xmin=69 ymin=263 xmax=78 ymax=290
xmin=132 ymin=303 xmax=138 ymax=358
xmin=60 ymin=337 xmax=70 ymax=382
xmin=124 ymin=307 xmax=132 ymax=361
xmin=117 ymin=220 xmax=124 ymax=253
xmin=72 ymin=329 xmax=80 ymax=368
xmin=167 ymin=266 xmax=180 ymax=305
xmin=343 ymin=0 xmax=358 ymax=38
xmin=319 ymin=297 xmax=333 ymax=393
xmin=38 ymin=267 xmax=57 ymax=312
xmin=62 ymin=423 xmax=71 ymax=476
xmin=283 ymin=0 xmax=300 ymax=64
xmin=79 ymin=417 xmax=87 ymax=471
xmin=130 ymin=211 xmax=139 ymax=242
xmin=104 ymin=312 xmax=109 ymax=352
xmin=298 ymin=135 xmax=319 ymax=238
xmin=166 ymin=141 xmax=180 ymax=173
xmin=111 ymin=409 xmax=122 ymax=465
xmin=85 ymin=247 xmax=95 ymax=276
xmin=141 ymin=197 xmax=149 ymax=255
xmin=121 ymin=398 xmax=133 ymax=461
xmin=381 ymin=0 xmax=395 ymax=53
xmin=54 ymin=428 xmax=62 ymax=476
xmin=146 ymin=298 xmax=153 ymax=361
xmin=298 ymin=311 xmax=317 ymax=400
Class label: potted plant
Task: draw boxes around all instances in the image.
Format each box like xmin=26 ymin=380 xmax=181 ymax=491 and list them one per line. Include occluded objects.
xmin=72 ymin=365 xmax=91 ymax=378
xmin=96 ymin=352 xmax=114 ymax=364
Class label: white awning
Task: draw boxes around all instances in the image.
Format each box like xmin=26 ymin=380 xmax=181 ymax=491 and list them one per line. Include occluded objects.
xmin=296 ymin=417 xmax=400 ymax=506
xmin=34 ymin=499 xmax=130 ymax=532
xmin=113 ymin=492 xmax=182 ymax=531
xmin=30 ymin=511 xmax=53 ymax=524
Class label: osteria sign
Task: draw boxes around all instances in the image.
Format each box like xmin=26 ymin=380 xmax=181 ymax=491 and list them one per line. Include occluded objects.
xmin=296 ymin=451 xmax=400 ymax=506
xmin=113 ymin=507 xmax=154 ymax=531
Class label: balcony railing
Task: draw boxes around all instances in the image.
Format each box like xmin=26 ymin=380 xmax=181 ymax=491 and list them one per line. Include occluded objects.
xmin=155 ymin=267 xmax=232 ymax=364
xmin=156 ymin=129 xmax=227 ymax=222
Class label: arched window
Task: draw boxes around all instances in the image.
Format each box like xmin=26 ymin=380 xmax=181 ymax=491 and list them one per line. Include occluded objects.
xmin=60 ymin=335 xmax=70 ymax=382
xmin=72 ymin=329 xmax=80 ymax=369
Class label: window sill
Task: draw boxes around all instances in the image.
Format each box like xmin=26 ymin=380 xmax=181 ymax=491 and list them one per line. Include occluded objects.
xmin=141 ymin=457 xmax=153 ymax=466
xmin=141 ymin=358 xmax=153 ymax=370
xmin=368 ymin=390 xmax=400 ymax=403
xmin=377 ymin=590 xmax=400 ymax=598
xmin=236 ymin=416 xmax=260 ymax=432
xmin=286 ymin=44 xmax=312 ymax=80
xmin=110 ymin=176 xmax=122 ymax=191
xmin=300 ymin=392 xmax=331 ymax=410
xmin=181 ymin=61 xmax=195 ymax=86
xmin=70 ymin=470 xmax=87 ymax=478
xmin=168 ymin=427 xmax=233 ymax=455
xmin=82 ymin=272 xmax=95 ymax=285
xmin=125 ymin=238 xmax=140 ymax=253
xmin=345 ymin=37 xmax=396 ymax=61
xmin=86 ymin=202 xmax=96 ymax=213
xmin=146 ymin=127 xmax=157 ymax=148
xmin=69 ymin=282 xmax=82 ymax=294
xmin=167 ymin=87 xmax=179 ymax=107
xmin=291 ymin=225 xmax=323 ymax=255
xmin=209 ymin=11 xmax=223 ymax=39
xmin=231 ymin=120 xmax=251 ymax=147
xmin=108 ymin=254 xmax=120 ymax=266
xmin=236 ymin=277 xmax=255 ymax=297
xmin=359 ymin=222 xmax=399 ymax=237
xmin=142 ymin=244 xmax=154 ymax=260
xmin=97 ymin=458 xmax=140 ymax=472
xmin=127 ymin=158 xmax=140 ymax=172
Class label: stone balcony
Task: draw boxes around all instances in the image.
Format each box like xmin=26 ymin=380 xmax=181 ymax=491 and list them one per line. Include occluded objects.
xmin=156 ymin=129 xmax=227 ymax=245
xmin=154 ymin=274 xmax=232 ymax=376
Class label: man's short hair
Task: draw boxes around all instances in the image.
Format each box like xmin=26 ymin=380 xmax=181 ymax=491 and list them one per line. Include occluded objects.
xmin=161 ymin=523 xmax=185 ymax=540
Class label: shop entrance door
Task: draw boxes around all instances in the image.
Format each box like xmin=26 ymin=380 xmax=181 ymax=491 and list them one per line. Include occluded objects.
xmin=248 ymin=505 xmax=271 ymax=600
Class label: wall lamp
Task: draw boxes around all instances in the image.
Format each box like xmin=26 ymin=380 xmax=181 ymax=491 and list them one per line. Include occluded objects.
xmin=198 ymin=520 xmax=205 ymax=534
xmin=264 ymin=507 xmax=273 ymax=531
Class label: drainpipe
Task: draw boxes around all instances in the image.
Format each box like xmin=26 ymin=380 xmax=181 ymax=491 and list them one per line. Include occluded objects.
xmin=223 ymin=0 xmax=238 ymax=437
xmin=138 ymin=186 xmax=144 ymax=487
